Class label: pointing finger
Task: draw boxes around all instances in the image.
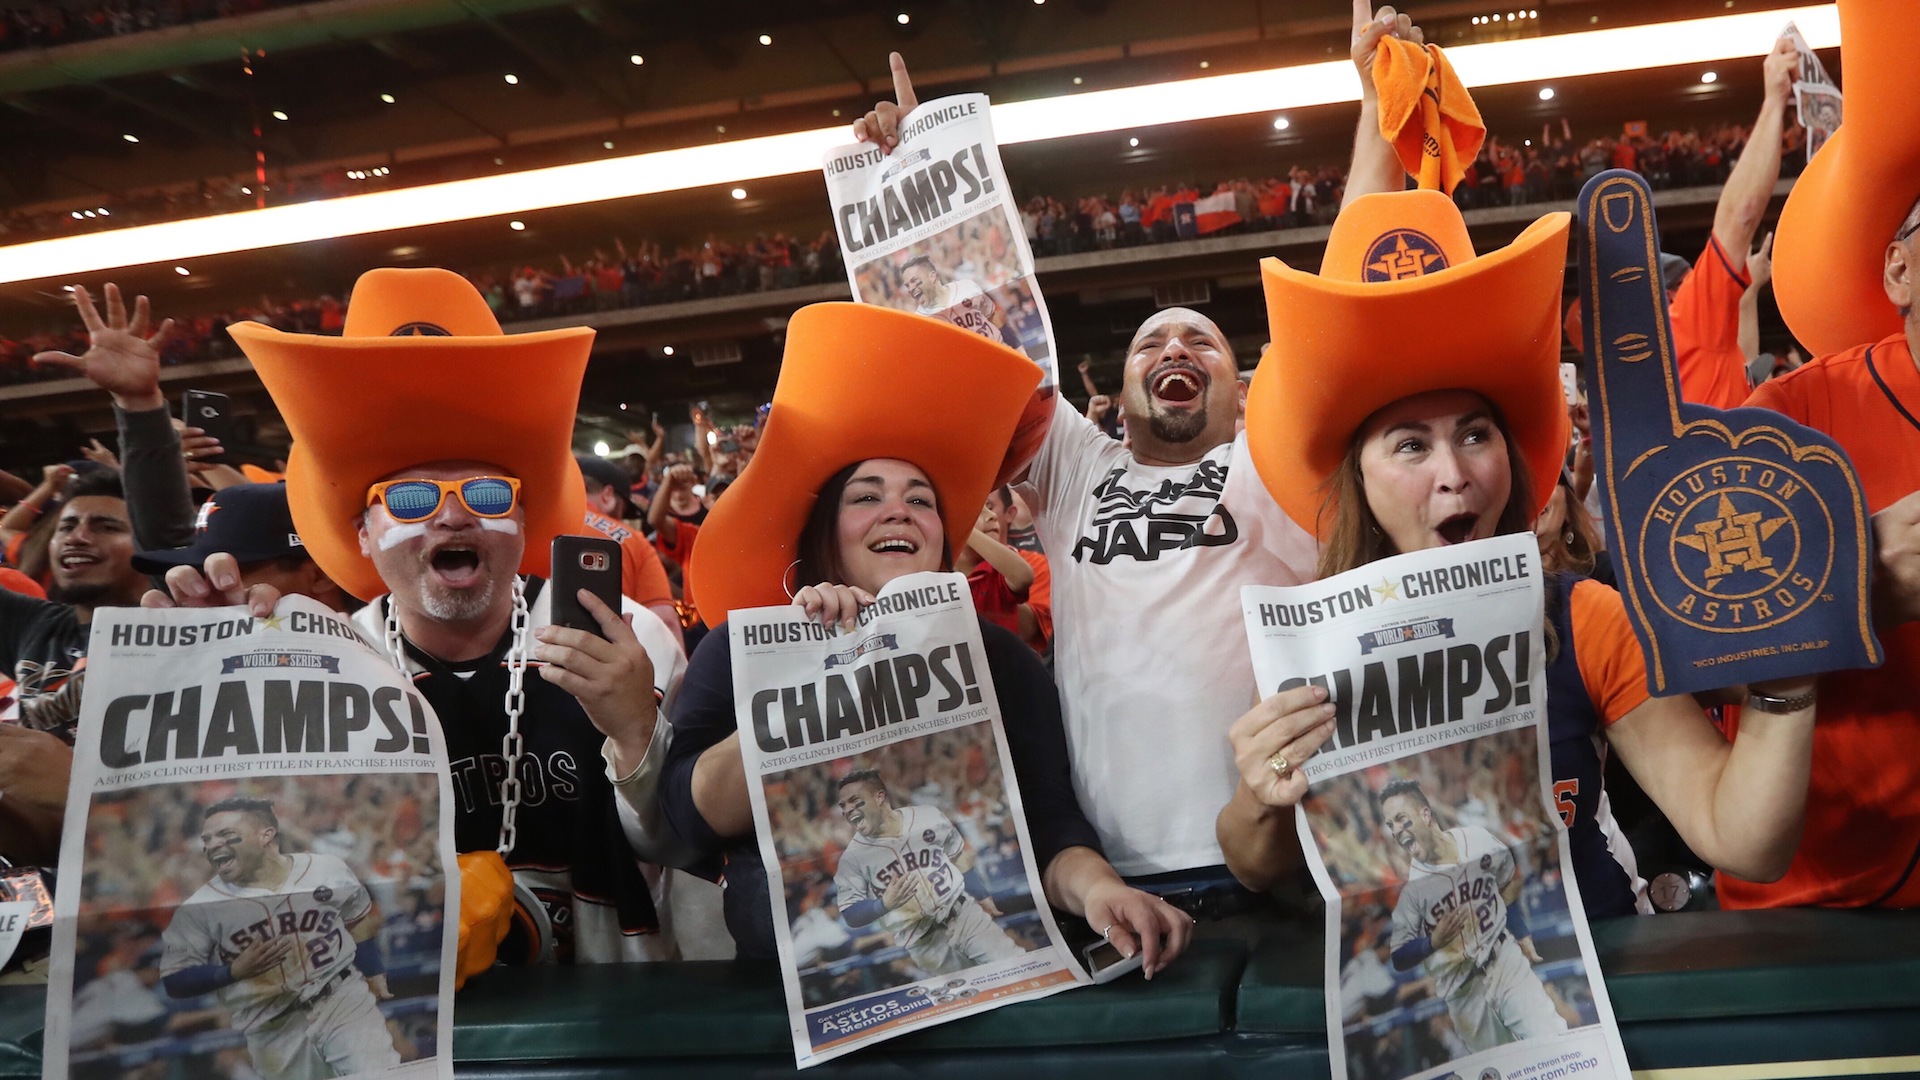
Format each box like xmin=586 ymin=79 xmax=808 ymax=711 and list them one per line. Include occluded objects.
xmin=889 ymin=51 xmax=919 ymax=114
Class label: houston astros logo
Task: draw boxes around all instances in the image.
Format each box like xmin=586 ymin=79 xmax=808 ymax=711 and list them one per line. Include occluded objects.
xmin=1363 ymin=229 xmax=1449 ymax=282
xmin=390 ymin=321 xmax=452 ymax=336
xmin=1640 ymin=457 xmax=1833 ymax=632
xmin=194 ymin=499 xmax=221 ymax=532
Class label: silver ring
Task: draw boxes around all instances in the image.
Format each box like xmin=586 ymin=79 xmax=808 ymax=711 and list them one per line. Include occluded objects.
xmin=1100 ymin=924 xmax=1113 ymax=940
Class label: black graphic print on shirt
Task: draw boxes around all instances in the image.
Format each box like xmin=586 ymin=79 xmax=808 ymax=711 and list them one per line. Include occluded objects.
xmin=1070 ymin=459 xmax=1238 ymax=564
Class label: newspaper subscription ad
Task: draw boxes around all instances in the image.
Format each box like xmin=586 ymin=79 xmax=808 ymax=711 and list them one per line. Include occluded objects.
xmin=732 ymin=571 xmax=1089 ymax=1068
xmin=44 ymin=596 xmax=457 ymax=1080
xmin=1242 ymin=536 xmax=1629 ymax=1080
xmin=822 ymin=94 xmax=1057 ymax=448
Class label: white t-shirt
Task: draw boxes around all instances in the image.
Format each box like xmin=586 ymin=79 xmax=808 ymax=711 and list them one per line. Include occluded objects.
xmin=1020 ymin=396 xmax=1318 ymax=875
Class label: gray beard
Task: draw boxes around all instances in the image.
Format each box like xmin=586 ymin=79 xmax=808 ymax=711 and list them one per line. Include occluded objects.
xmin=1148 ymin=401 xmax=1210 ymax=444
xmin=418 ymin=576 xmax=498 ymax=623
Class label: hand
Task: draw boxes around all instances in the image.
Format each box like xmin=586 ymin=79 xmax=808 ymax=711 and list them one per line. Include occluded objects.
xmin=455 ymin=851 xmax=514 ymax=990
xmin=1762 ymin=36 xmax=1797 ymax=105
xmin=365 ymin=973 xmax=394 ymax=1001
xmin=651 ymin=413 xmax=666 ymax=439
xmin=1352 ymin=3 xmax=1423 ymax=98
xmin=173 ymin=418 xmax=223 ymax=463
xmin=881 ymin=873 xmax=921 ymax=913
xmin=534 ymin=590 xmax=659 ymax=770
xmin=1229 ymin=683 xmax=1337 ymax=809
xmin=794 ymin=582 xmax=872 ymax=632
xmin=1431 ymin=904 xmax=1472 ymax=951
xmin=31 ymin=284 xmax=173 ymax=411
xmin=230 ymin=936 xmax=297 ymax=981
xmin=78 ymin=439 xmax=117 ymax=469
xmin=1517 ymin=934 xmax=1544 ymax=964
xmin=142 ymin=553 xmax=280 ymax=618
xmin=190 ymin=463 xmax=248 ymax=491
xmin=1076 ymin=359 xmax=1092 ymax=375
xmin=977 ymin=896 xmax=1004 ymax=919
xmin=1083 ymin=881 xmax=1194 ymax=980
xmin=39 ymin=463 xmax=75 ymax=490
xmin=0 ymin=724 xmax=75 ymax=815
xmin=1872 ymin=490 xmax=1920 ymax=625
xmin=1747 ymin=231 xmax=1774 ymax=292
xmin=852 ymin=51 xmax=919 ymax=154
xmin=1086 ymin=394 xmax=1113 ymax=423
xmin=661 ymin=463 xmax=695 ymax=491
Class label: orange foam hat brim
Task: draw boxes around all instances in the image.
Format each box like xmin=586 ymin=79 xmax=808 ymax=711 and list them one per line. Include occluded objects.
xmin=1773 ymin=1 xmax=1920 ymax=357
xmin=1248 ymin=211 xmax=1571 ymax=539
xmin=231 ymin=321 xmax=594 ymax=601
xmin=690 ymin=303 xmax=1042 ymax=624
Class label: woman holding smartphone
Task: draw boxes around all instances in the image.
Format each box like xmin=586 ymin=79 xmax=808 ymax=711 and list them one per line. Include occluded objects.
xmin=657 ymin=303 xmax=1192 ymax=976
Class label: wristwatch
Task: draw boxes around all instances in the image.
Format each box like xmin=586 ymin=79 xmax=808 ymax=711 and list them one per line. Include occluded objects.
xmin=1746 ymin=686 xmax=1818 ymax=714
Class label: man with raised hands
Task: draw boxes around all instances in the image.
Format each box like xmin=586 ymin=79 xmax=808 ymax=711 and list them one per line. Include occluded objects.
xmin=847 ymin=5 xmax=1421 ymax=915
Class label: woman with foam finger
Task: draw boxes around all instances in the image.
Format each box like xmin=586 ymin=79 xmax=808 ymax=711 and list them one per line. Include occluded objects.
xmin=657 ymin=302 xmax=1193 ymax=977
xmin=1216 ymin=188 xmax=1820 ymax=916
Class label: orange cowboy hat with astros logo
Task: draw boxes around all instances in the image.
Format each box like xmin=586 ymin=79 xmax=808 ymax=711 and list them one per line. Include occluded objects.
xmin=230 ymin=267 xmax=594 ymax=601
xmin=690 ymin=303 xmax=1041 ymax=623
xmin=1772 ymin=0 xmax=1920 ymax=357
xmin=1246 ymin=189 xmax=1570 ymax=538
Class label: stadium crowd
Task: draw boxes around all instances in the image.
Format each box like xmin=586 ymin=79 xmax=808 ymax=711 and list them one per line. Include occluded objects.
xmin=0 ymin=114 xmax=1786 ymax=389
xmin=0 ymin=0 xmax=290 ymax=52
xmin=2 ymin=6 xmax=1917 ymax=1076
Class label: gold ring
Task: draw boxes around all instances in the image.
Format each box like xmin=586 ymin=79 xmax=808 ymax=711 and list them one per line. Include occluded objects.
xmin=1266 ymin=753 xmax=1292 ymax=779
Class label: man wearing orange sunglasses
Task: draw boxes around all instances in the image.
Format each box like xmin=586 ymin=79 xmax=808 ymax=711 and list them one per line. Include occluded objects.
xmin=150 ymin=268 xmax=704 ymax=979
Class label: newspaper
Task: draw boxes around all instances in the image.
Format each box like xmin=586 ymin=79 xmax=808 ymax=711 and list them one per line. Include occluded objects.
xmin=0 ymin=902 xmax=29 ymax=971
xmin=1783 ymin=20 xmax=1840 ymax=162
xmin=732 ymin=572 xmax=1088 ymax=1068
xmin=822 ymin=94 xmax=1058 ymax=463
xmin=43 ymin=596 xmax=456 ymax=1080
xmin=1242 ymin=536 xmax=1629 ymax=1080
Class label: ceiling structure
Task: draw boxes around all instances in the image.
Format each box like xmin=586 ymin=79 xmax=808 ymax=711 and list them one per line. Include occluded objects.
xmin=0 ymin=0 xmax=1826 ymax=468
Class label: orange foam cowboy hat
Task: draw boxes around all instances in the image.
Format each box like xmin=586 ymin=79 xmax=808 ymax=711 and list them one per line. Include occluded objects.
xmin=1247 ymin=189 xmax=1570 ymax=538
xmin=690 ymin=303 xmax=1041 ymax=623
xmin=230 ymin=267 xmax=593 ymax=601
xmin=1772 ymin=0 xmax=1917 ymax=357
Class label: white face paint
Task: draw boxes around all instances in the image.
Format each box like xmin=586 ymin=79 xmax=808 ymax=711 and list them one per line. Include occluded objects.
xmin=375 ymin=521 xmax=429 ymax=550
xmin=477 ymin=518 xmax=521 ymax=535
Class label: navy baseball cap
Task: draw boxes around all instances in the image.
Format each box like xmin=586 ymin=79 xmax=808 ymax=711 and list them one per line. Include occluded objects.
xmin=575 ymin=453 xmax=637 ymax=518
xmin=132 ymin=483 xmax=306 ymax=573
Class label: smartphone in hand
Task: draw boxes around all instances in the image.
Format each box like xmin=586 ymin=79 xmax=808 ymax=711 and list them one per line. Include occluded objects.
xmin=549 ymin=536 xmax=623 ymax=637
xmin=181 ymin=389 xmax=236 ymax=458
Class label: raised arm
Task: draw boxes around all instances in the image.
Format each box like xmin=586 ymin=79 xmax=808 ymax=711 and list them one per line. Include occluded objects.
xmin=1739 ymin=233 xmax=1773 ymax=366
xmin=1343 ymin=3 xmax=1423 ymax=207
xmin=1712 ymin=38 xmax=1796 ymax=275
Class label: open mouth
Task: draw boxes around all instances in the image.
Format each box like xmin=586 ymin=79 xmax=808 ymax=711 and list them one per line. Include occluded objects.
xmin=1434 ymin=513 xmax=1479 ymax=546
xmin=869 ymin=537 xmax=919 ymax=556
xmin=1150 ymin=366 xmax=1204 ymax=405
xmin=56 ymin=551 xmax=101 ymax=572
xmin=209 ymin=850 xmax=236 ymax=872
xmin=428 ymin=546 xmax=482 ymax=586
xmin=1393 ymin=830 xmax=1414 ymax=851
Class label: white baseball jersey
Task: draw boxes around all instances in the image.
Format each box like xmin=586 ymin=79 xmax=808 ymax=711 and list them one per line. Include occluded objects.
xmin=834 ymin=805 xmax=969 ymax=952
xmin=918 ymin=278 xmax=1003 ymax=343
xmin=161 ymin=853 xmax=372 ymax=1032
xmin=1390 ymin=826 xmax=1515 ymax=1000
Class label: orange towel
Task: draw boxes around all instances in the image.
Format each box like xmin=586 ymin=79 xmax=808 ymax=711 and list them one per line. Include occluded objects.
xmin=239 ymin=463 xmax=285 ymax=484
xmin=1372 ymin=39 xmax=1484 ymax=194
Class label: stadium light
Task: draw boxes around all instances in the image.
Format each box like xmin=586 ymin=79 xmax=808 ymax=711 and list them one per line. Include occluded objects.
xmin=0 ymin=4 xmax=1841 ymax=284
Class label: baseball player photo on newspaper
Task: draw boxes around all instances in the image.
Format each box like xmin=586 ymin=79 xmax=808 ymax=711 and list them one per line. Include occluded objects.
xmin=42 ymin=596 xmax=457 ymax=1080
xmin=1242 ymin=535 xmax=1630 ymax=1080
xmin=732 ymin=571 xmax=1089 ymax=1068
xmin=823 ymin=92 xmax=1059 ymax=386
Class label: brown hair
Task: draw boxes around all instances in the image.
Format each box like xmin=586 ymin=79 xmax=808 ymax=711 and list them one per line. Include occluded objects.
xmin=794 ymin=460 xmax=952 ymax=589
xmin=1539 ymin=475 xmax=1603 ymax=577
xmin=1316 ymin=397 xmax=1539 ymax=580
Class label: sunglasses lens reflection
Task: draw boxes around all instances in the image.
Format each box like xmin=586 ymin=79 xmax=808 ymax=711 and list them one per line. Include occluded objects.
xmin=462 ymin=478 xmax=516 ymax=516
xmin=383 ymin=481 xmax=444 ymax=521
